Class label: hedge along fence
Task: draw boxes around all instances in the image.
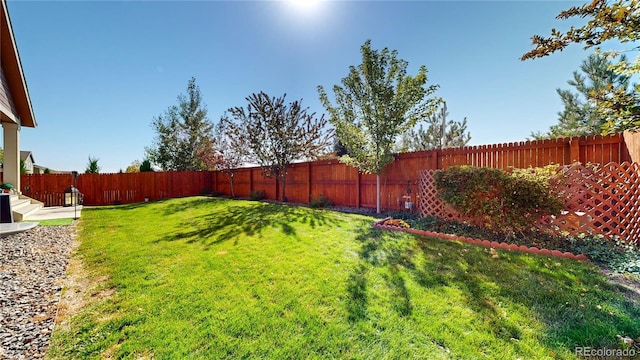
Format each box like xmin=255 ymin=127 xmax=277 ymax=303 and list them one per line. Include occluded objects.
xmin=418 ymin=162 xmax=640 ymax=243
xmin=20 ymin=131 xmax=640 ymax=208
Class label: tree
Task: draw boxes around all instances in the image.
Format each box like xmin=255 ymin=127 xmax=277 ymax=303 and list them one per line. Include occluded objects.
xmin=125 ymin=160 xmax=141 ymax=173
xmin=318 ymin=40 xmax=440 ymax=213
xmin=198 ymin=119 xmax=246 ymax=197
xmin=522 ymin=0 xmax=640 ymax=133
xmin=333 ymin=139 xmax=349 ymax=157
xmin=140 ymin=159 xmax=154 ymax=172
xmin=224 ymin=92 xmax=332 ymax=202
xmin=398 ymin=102 xmax=471 ymax=151
xmin=85 ymin=156 xmax=100 ymax=174
xmin=145 ymin=77 xmax=214 ymax=171
xmin=532 ymin=54 xmax=632 ymax=139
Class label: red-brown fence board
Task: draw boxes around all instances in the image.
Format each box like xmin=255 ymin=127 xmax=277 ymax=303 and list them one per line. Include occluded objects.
xmin=309 ymin=160 xmax=357 ymax=207
xmin=624 ymin=131 xmax=640 ymax=162
xmin=21 ymin=173 xmax=73 ymax=207
xmin=227 ymin=168 xmax=250 ymax=197
xmin=20 ymin=132 xmax=640 ymax=213
xmin=22 ymin=171 xmax=210 ymax=206
xmin=284 ymin=163 xmax=309 ymax=203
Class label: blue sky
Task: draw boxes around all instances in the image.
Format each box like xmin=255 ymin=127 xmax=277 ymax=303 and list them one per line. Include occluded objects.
xmin=5 ymin=0 xmax=591 ymax=173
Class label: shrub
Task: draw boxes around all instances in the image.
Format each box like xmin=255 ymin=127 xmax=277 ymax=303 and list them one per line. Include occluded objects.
xmin=568 ymin=234 xmax=640 ymax=274
xmin=249 ymin=190 xmax=267 ymax=201
xmin=383 ymin=211 xmax=421 ymax=222
xmin=434 ymin=166 xmax=563 ymax=237
xmin=309 ymin=194 xmax=332 ymax=208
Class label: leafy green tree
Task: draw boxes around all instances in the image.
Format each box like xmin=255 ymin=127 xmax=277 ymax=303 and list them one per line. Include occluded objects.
xmin=318 ymin=40 xmax=440 ymax=213
xmin=85 ymin=156 xmax=100 ymax=174
xmin=43 ymin=168 xmax=51 ymax=174
xmin=224 ymin=92 xmax=332 ymax=202
xmin=139 ymin=159 xmax=154 ymax=172
xmin=522 ymin=0 xmax=640 ymax=133
xmin=199 ymin=119 xmax=246 ymax=197
xmin=125 ymin=160 xmax=141 ymax=173
xmin=0 ymin=147 xmax=3 ymax=165
xmin=146 ymin=77 xmax=214 ymax=171
xmin=532 ymin=54 xmax=632 ymax=139
xmin=398 ymin=102 xmax=470 ymax=151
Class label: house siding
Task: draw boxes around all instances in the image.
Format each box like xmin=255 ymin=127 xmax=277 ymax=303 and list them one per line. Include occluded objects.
xmin=23 ymin=157 xmax=33 ymax=174
xmin=0 ymin=65 xmax=18 ymax=118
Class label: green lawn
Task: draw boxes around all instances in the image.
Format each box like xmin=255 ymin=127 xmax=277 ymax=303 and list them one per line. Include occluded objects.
xmin=27 ymin=218 xmax=75 ymax=226
xmin=47 ymin=197 xmax=640 ymax=359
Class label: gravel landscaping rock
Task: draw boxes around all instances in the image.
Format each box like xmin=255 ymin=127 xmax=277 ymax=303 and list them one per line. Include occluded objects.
xmin=0 ymin=225 xmax=75 ymax=359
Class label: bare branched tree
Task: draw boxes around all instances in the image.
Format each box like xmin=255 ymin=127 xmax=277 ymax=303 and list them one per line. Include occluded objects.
xmin=223 ymin=92 xmax=333 ymax=202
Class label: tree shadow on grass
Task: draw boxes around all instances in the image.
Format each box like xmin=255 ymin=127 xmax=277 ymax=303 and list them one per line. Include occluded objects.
xmin=348 ymin=222 xmax=640 ymax=353
xmin=412 ymin=240 xmax=525 ymax=340
xmin=345 ymin=224 xmax=416 ymax=321
xmin=412 ymin=238 xmax=640 ymax=349
xmin=160 ymin=197 xmax=224 ymax=216
xmin=94 ymin=197 xmax=211 ymax=212
xmin=346 ymin=264 xmax=368 ymax=322
xmin=154 ymin=200 xmax=341 ymax=249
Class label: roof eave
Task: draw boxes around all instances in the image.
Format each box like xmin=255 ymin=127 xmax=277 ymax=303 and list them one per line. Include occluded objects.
xmin=1 ymin=0 xmax=36 ymax=128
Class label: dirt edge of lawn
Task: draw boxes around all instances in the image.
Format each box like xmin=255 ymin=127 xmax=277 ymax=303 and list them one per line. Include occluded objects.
xmin=54 ymin=238 xmax=115 ymax=331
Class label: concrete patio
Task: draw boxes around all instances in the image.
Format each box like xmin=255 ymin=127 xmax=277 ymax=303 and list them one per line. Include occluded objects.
xmin=26 ymin=205 xmax=83 ymax=221
xmin=0 ymin=205 xmax=82 ymax=236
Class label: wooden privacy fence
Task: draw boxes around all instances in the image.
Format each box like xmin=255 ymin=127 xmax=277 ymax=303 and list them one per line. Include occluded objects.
xmin=21 ymin=171 xmax=212 ymax=207
xmin=19 ymin=132 xmax=640 ymax=209
xmin=418 ymin=162 xmax=640 ymax=243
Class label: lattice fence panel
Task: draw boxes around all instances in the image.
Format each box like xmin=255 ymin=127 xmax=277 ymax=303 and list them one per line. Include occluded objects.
xmin=417 ymin=169 xmax=465 ymax=222
xmin=543 ymin=162 xmax=640 ymax=242
xmin=418 ymin=170 xmax=442 ymax=218
xmin=418 ymin=162 xmax=640 ymax=243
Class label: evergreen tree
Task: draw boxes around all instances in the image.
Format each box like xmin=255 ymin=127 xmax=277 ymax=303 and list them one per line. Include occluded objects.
xmin=139 ymin=159 xmax=154 ymax=172
xmin=333 ymin=139 xmax=349 ymax=157
xmin=318 ymin=40 xmax=440 ymax=213
xmin=398 ymin=102 xmax=471 ymax=151
xmin=532 ymin=54 xmax=631 ymax=139
xmin=146 ymin=78 xmax=213 ymax=171
xmin=522 ymin=0 xmax=640 ymax=132
xmin=84 ymin=156 xmax=100 ymax=174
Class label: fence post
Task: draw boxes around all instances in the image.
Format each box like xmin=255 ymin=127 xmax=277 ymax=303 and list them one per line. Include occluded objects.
xmin=430 ymin=150 xmax=439 ymax=169
xmin=623 ymin=130 xmax=640 ymax=163
xmin=569 ymin=138 xmax=580 ymax=163
xmin=356 ymin=170 xmax=361 ymax=208
xmin=307 ymin=162 xmax=312 ymax=203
